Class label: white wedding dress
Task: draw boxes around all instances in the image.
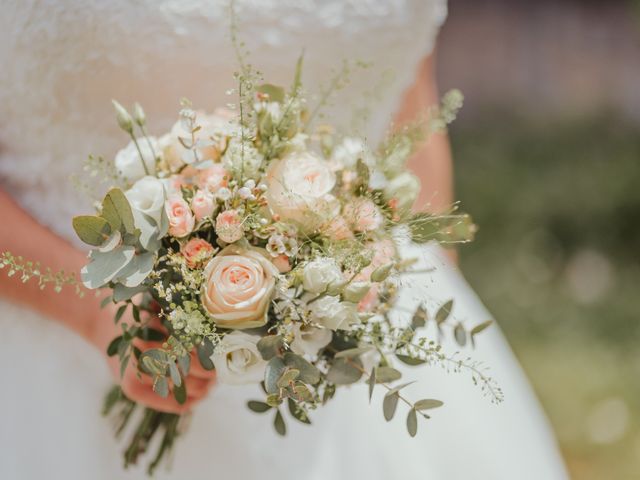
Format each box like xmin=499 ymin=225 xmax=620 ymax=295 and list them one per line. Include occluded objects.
xmin=0 ymin=1 xmax=569 ymax=479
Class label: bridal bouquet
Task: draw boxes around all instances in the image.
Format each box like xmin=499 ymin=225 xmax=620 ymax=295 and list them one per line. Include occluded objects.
xmin=2 ymin=57 xmax=499 ymax=474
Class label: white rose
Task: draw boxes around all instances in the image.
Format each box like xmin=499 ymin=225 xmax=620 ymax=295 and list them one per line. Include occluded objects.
xmin=265 ymin=151 xmax=338 ymax=231
xmin=125 ymin=176 xmax=166 ymax=225
xmin=384 ymin=172 xmax=421 ymax=211
xmin=290 ymin=324 xmax=332 ymax=357
xmin=302 ymin=258 xmax=343 ymax=294
xmin=115 ymin=137 xmax=158 ymax=182
xmin=309 ymin=295 xmax=359 ymax=331
xmin=212 ymin=331 xmax=266 ymax=385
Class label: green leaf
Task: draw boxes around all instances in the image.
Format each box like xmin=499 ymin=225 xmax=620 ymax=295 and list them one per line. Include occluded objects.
xmin=106 ymin=336 xmax=123 ymax=357
xmin=197 ymin=338 xmax=215 ymax=370
xmin=454 ymin=323 xmax=467 ymax=347
xmin=471 ymin=320 xmax=493 ymax=337
xmin=283 ymin=352 xmax=321 ymax=385
xmin=383 ymin=391 xmax=399 ymax=421
xmin=100 ymin=296 xmax=113 ymax=309
xmin=414 ymin=399 xmax=444 ymax=410
xmin=153 ymin=376 xmax=169 ymax=398
xmin=266 ymin=394 xmax=282 ymax=407
xmin=264 ymin=357 xmax=287 ymax=394
xmin=256 ymin=84 xmax=285 ymax=103
xmin=114 ymin=304 xmax=127 ymax=323
xmin=396 ymin=354 xmax=426 ymax=366
xmin=173 ymin=379 xmax=187 ymax=404
xmin=119 ymin=354 xmax=130 ymax=379
xmin=326 ymin=358 xmax=363 ymax=385
xmin=334 ymin=346 xmax=374 ymax=359
xmin=411 ymin=305 xmax=428 ymax=329
xmin=387 ymin=381 xmax=416 ymax=396
xmin=113 ymin=284 xmax=146 ymax=302
xmin=177 ymin=354 xmax=191 ymax=376
xmin=168 ymin=361 xmax=182 ymax=387
xmin=80 ymin=246 xmax=135 ymax=289
xmin=291 ymin=52 xmax=304 ymax=94
xmin=138 ymin=327 xmax=165 ymax=342
xmin=102 ymin=188 xmax=135 ymax=234
xmin=139 ymin=349 xmax=169 ymax=376
xmin=132 ymin=304 xmax=141 ymax=323
xmin=435 ymin=299 xmax=454 ymax=325
xmin=292 ymin=383 xmax=313 ymax=402
xmin=288 ymin=398 xmax=311 ymax=424
xmin=367 ymin=367 xmax=376 ymax=402
xmin=277 ymin=368 xmax=300 ymax=388
xmin=102 ymin=385 xmax=122 ymax=416
xmin=72 ymin=215 xmax=111 ymax=247
xmin=247 ymin=401 xmax=271 ymax=413
xmin=406 ymin=408 xmax=418 ymax=437
xmin=375 ymin=366 xmax=402 ymax=383
xmin=257 ymin=335 xmax=284 ymax=361
xmin=274 ymin=409 xmax=286 ymax=436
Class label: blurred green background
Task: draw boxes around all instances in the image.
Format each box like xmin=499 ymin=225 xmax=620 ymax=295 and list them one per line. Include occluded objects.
xmin=439 ymin=1 xmax=640 ymax=478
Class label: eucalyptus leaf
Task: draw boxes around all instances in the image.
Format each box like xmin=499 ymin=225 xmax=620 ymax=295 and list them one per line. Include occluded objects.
xmin=168 ymin=361 xmax=182 ymax=387
xmin=367 ymin=367 xmax=376 ymax=402
xmin=396 ymin=354 xmax=426 ymax=366
xmin=197 ymin=338 xmax=215 ymax=371
xmin=100 ymin=295 xmax=113 ymax=309
xmin=80 ymin=246 xmax=135 ymax=289
xmin=138 ymin=328 xmax=165 ymax=342
xmin=177 ymin=354 xmax=191 ymax=376
xmin=247 ymin=401 xmax=271 ymax=413
xmin=102 ymin=188 xmax=135 ymax=234
xmin=114 ymin=304 xmax=127 ymax=323
xmin=471 ymin=320 xmax=493 ymax=337
xmin=106 ymin=336 xmax=123 ymax=357
xmin=454 ymin=323 xmax=467 ymax=347
xmin=153 ymin=376 xmax=169 ymax=398
xmin=334 ymin=346 xmax=374 ymax=359
xmin=411 ymin=305 xmax=428 ymax=329
xmin=326 ymin=357 xmax=363 ymax=385
xmin=288 ymin=398 xmax=311 ymax=424
xmin=277 ymin=368 xmax=300 ymax=388
xmin=113 ymin=284 xmax=146 ymax=302
xmin=114 ymin=251 xmax=155 ymax=288
xmin=292 ymin=383 xmax=313 ymax=402
xmin=72 ymin=215 xmax=111 ymax=247
xmin=283 ymin=352 xmax=321 ymax=385
xmin=406 ymin=408 xmax=418 ymax=437
xmin=257 ymin=335 xmax=284 ymax=361
xmin=375 ymin=366 xmax=402 ymax=383
xmin=264 ymin=357 xmax=287 ymax=394
xmin=98 ymin=231 xmax=122 ymax=253
xmin=383 ymin=391 xmax=399 ymax=421
xmin=173 ymin=379 xmax=187 ymax=404
xmin=274 ymin=410 xmax=286 ymax=436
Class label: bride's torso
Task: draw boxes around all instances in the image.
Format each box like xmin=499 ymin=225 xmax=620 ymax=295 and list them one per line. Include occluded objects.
xmin=0 ymin=0 xmax=446 ymax=241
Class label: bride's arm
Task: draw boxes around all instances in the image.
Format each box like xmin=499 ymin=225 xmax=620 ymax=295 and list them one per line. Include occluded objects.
xmin=395 ymin=52 xmax=454 ymax=214
xmin=0 ymin=188 xmax=214 ymax=412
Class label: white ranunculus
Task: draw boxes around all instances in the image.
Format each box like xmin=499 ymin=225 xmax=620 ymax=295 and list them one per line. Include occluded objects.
xmin=384 ymin=172 xmax=421 ymax=211
xmin=264 ymin=151 xmax=338 ymax=231
xmin=212 ymin=331 xmax=266 ymax=385
xmin=302 ymin=258 xmax=343 ymax=294
xmin=290 ymin=324 xmax=332 ymax=357
xmin=125 ymin=176 xmax=166 ymax=225
xmin=115 ymin=137 xmax=158 ymax=182
xmin=309 ymin=295 xmax=359 ymax=331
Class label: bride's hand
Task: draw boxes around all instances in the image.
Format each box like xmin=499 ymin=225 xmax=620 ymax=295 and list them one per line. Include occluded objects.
xmin=95 ymin=304 xmax=216 ymax=414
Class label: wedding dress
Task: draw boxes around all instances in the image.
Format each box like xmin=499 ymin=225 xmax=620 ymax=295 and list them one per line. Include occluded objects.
xmin=0 ymin=1 xmax=568 ymax=479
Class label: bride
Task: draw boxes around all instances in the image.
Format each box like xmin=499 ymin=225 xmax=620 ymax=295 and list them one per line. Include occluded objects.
xmin=0 ymin=1 xmax=569 ymax=479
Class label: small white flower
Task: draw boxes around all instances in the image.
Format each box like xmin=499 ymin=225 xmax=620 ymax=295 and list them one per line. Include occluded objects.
xmin=291 ymin=324 xmax=332 ymax=357
xmin=217 ymin=187 xmax=232 ymax=201
xmin=331 ymin=137 xmax=373 ymax=169
xmin=212 ymin=331 xmax=266 ymax=385
xmin=115 ymin=137 xmax=158 ymax=182
xmin=237 ymin=186 xmax=252 ymax=199
xmin=302 ymin=258 xmax=343 ymax=294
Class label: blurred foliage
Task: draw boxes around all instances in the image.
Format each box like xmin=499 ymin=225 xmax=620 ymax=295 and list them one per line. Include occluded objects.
xmin=451 ymin=112 xmax=640 ymax=480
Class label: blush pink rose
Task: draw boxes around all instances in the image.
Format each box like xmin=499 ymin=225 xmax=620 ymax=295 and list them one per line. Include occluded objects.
xmin=201 ymin=245 xmax=279 ymax=329
xmin=198 ymin=164 xmax=229 ymax=194
xmin=166 ymin=196 xmax=195 ymax=238
xmin=191 ymin=189 xmax=216 ymax=221
xmin=181 ymin=238 xmax=215 ymax=268
xmin=343 ymin=198 xmax=384 ymax=232
xmin=215 ymin=209 xmax=244 ymax=243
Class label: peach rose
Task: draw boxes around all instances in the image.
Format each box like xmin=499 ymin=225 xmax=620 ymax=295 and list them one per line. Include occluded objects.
xmin=272 ymin=254 xmax=291 ymax=273
xmin=343 ymin=198 xmax=384 ymax=232
xmin=201 ymin=245 xmax=279 ymax=329
xmin=166 ymin=196 xmax=195 ymax=238
xmin=198 ymin=164 xmax=229 ymax=194
xmin=215 ymin=209 xmax=244 ymax=243
xmin=181 ymin=238 xmax=215 ymax=268
xmin=191 ymin=189 xmax=216 ymax=221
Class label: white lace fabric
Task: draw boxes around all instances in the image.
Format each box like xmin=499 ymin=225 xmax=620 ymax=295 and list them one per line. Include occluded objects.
xmin=0 ymin=0 xmax=446 ymax=242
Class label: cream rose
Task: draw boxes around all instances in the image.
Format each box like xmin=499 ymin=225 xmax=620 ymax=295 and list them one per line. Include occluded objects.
xmin=201 ymin=245 xmax=278 ymax=329
xmin=115 ymin=137 xmax=158 ymax=182
xmin=290 ymin=324 xmax=332 ymax=357
xmin=264 ymin=151 xmax=338 ymax=231
xmin=308 ymin=295 xmax=359 ymax=331
xmin=125 ymin=176 xmax=166 ymax=225
xmin=302 ymin=258 xmax=343 ymax=294
xmin=165 ymin=196 xmax=195 ymax=238
xmin=212 ymin=331 xmax=266 ymax=384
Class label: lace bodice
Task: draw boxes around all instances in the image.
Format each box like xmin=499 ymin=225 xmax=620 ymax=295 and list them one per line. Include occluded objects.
xmin=0 ymin=0 xmax=446 ymax=242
